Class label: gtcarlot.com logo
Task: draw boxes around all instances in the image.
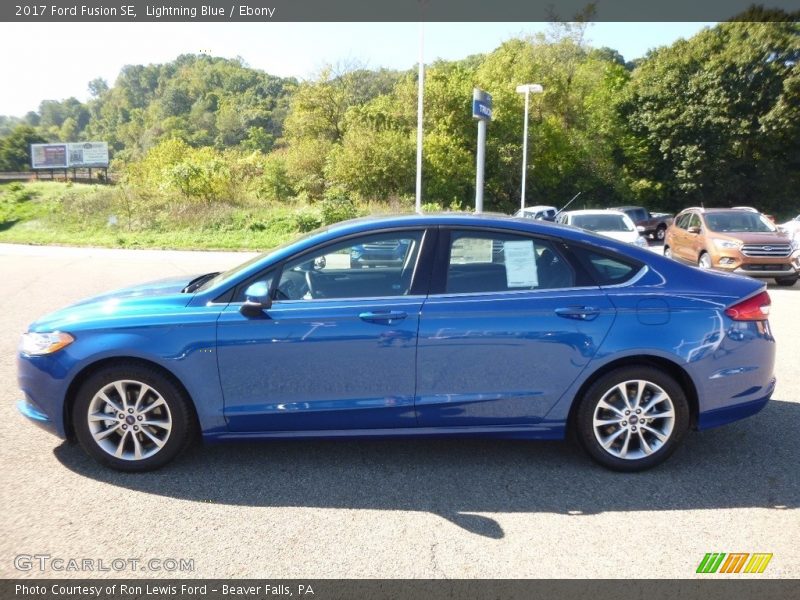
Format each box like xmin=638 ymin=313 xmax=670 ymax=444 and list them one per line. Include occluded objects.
xmin=696 ymin=552 xmax=772 ymax=574
xmin=14 ymin=554 xmax=194 ymax=573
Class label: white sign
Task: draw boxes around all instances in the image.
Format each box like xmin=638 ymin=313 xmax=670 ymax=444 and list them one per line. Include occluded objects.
xmin=503 ymin=240 xmax=539 ymax=288
xmin=450 ymin=237 xmax=494 ymax=264
xmin=67 ymin=142 xmax=109 ymax=167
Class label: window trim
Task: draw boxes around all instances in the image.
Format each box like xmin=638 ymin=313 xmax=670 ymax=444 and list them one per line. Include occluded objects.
xmin=217 ymin=226 xmax=436 ymax=306
xmin=431 ymin=226 xmax=590 ymax=296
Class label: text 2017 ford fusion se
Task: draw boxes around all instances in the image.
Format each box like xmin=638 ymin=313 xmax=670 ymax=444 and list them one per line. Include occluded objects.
xmin=17 ymin=214 xmax=775 ymax=472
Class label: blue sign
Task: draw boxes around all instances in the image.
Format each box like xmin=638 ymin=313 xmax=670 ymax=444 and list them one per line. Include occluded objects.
xmin=472 ymin=88 xmax=492 ymax=121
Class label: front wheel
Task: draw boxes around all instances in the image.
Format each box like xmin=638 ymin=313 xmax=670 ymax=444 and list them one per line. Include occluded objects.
xmin=775 ymin=276 xmax=798 ymax=287
xmin=698 ymin=252 xmax=712 ymax=270
xmin=575 ymin=366 xmax=689 ymax=472
xmin=664 ymin=246 xmax=673 ymax=260
xmin=73 ymin=363 xmax=195 ymax=472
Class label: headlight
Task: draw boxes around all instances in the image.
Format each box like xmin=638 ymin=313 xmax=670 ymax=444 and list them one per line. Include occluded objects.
xmin=20 ymin=331 xmax=75 ymax=356
xmin=712 ymin=238 xmax=742 ymax=250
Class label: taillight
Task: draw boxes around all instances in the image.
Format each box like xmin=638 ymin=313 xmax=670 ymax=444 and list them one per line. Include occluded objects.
xmin=725 ymin=291 xmax=771 ymax=321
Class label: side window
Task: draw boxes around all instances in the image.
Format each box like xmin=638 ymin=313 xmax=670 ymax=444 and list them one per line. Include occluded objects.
xmin=687 ymin=213 xmax=701 ymax=231
xmin=572 ymin=247 xmax=642 ymax=286
xmin=445 ymin=231 xmax=574 ymax=293
xmin=675 ymin=214 xmax=689 ymax=229
xmin=276 ymin=231 xmax=423 ymax=301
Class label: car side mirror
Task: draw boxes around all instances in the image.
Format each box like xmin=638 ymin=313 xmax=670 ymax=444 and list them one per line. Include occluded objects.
xmin=240 ymin=281 xmax=272 ymax=317
xmin=687 ymin=226 xmax=701 ymax=234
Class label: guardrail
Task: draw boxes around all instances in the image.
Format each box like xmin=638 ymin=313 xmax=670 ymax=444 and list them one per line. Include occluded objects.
xmin=0 ymin=170 xmax=115 ymax=183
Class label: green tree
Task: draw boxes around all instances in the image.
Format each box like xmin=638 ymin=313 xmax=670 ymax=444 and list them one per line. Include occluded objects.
xmin=619 ymin=20 xmax=800 ymax=213
xmin=0 ymin=125 xmax=47 ymax=170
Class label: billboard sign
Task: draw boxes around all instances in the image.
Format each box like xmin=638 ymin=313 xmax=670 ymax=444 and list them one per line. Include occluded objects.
xmin=67 ymin=142 xmax=109 ymax=167
xmin=31 ymin=144 xmax=68 ymax=169
xmin=31 ymin=141 xmax=109 ymax=169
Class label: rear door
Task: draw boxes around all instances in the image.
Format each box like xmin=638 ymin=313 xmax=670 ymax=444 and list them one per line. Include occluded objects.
xmin=415 ymin=228 xmax=616 ymax=427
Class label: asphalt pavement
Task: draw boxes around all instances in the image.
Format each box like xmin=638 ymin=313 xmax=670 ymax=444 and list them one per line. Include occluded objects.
xmin=1 ymin=242 xmax=797 ymax=579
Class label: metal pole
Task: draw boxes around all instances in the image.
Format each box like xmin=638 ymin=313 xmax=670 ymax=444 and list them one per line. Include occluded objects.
xmin=415 ymin=22 xmax=424 ymax=214
xmin=475 ymin=119 xmax=486 ymax=213
xmin=520 ymin=89 xmax=530 ymax=213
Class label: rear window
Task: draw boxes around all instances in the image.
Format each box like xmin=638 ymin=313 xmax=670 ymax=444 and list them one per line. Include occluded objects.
xmin=571 ymin=247 xmax=642 ymax=286
xmin=572 ymin=214 xmax=634 ymax=232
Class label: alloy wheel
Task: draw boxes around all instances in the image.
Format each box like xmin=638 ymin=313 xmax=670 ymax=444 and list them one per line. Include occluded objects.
xmin=592 ymin=379 xmax=675 ymax=461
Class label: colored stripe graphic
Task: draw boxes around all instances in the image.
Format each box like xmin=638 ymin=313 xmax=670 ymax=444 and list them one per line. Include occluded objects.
xmin=697 ymin=553 xmax=726 ymax=573
xmin=720 ymin=553 xmax=749 ymax=573
xmin=744 ymin=553 xmax=773 ymax=574
xmin=697 ymin=553 xmax=772 ymax=574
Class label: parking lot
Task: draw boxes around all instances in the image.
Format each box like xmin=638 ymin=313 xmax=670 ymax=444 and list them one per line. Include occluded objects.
xmin=1 ymin=242 xmax=798 ymax=579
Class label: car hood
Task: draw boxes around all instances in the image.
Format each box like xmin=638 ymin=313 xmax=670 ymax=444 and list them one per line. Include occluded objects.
xmin=28 ymin=274 xmax=199 ymax=333
xmin=714 ymin=231 xmax=793 ymax=244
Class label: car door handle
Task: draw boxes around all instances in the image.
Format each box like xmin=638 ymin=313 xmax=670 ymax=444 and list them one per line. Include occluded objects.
xmin=358 ymin=311 xmax=407 ymax=324
xmin=555 ymin=306 xmax=600 ymax=321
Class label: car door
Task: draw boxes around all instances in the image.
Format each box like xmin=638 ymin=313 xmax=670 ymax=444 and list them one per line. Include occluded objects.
xmin=216 ymin=228 xmax=432 ymax=432
xmin=670 ymin=213 xmax=694 ymax=262
xmin=415 ymin=228 xmax=616 ymax=427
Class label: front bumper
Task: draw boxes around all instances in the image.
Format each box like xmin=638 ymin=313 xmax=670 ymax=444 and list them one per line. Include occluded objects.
xmin=16 ymin=397 xmax=63 ymax=438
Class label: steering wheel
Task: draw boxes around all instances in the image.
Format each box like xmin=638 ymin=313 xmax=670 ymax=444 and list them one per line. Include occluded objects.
xmin=304 ymin=269 xmax=317 ymax=299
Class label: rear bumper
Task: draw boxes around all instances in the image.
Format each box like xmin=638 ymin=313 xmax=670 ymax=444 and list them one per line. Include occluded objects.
xmin=697 ymin=378 xmax=775 ymax=430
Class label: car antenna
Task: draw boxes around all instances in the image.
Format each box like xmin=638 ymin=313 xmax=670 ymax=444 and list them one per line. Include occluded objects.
xmin=555 ymin=191 xmax=582 ymax=216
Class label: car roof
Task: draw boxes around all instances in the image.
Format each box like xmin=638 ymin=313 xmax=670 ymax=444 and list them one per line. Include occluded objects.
xmin=520 ymin=205 xmax=557 ymax=212
xmin=560 ymin=209 xmax=627 ymax=217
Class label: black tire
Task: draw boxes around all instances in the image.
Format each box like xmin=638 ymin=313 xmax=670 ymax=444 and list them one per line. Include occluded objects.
xmin=698 ymin=252 xmax=712 ymax=270
xmin=775 ymin=276 xmax=798 ymax=287
xmin=574 ymin=366 xmax=689 ymax=472
xmin=73 ymin=363 xmax=196 ymax=472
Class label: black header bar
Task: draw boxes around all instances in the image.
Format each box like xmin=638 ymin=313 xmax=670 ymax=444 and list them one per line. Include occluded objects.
xmin=2 ymin=0 xmax=799 ymax=22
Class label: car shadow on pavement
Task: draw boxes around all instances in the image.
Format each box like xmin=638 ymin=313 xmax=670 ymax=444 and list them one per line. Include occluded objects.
xmin=54 ymin=398 xmax=799 ymax=539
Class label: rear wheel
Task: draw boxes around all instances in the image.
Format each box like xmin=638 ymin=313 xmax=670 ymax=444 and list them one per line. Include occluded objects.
xmin=698 ymin=252 xmax=712 ymax=270
xmin=73 ymin=363 xmax=195 ymax=472
xmin=575 ymin=366 xmax=689 ymax=472
xmin=655 ymin=226 xmax=666 ymax=241
xmin=775 ymin=276 xmax=798 ymax=287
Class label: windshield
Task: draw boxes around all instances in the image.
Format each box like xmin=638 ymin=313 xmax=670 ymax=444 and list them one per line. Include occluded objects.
xmin=704 ymin=212 xmax=776 ymax=233
xmin=194 ymin=226 xmax=330 ymax=293
xmin=572 ymin=214 xmax=633 ymax=232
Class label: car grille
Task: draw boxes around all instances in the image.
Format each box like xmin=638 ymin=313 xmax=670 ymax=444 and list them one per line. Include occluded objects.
xmin=741 ymin=264 xmax=792 ymax=272
xmin=741 ymin=244 xmax=792 ymax=258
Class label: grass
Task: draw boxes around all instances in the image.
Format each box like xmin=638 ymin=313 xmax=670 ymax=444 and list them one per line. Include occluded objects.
xmin=0 ymin=181 xmax=335 ymax=250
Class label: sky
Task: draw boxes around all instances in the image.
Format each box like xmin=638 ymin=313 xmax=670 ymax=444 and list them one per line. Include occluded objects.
xmin=0 ymin=21 xmax=714 ymax=117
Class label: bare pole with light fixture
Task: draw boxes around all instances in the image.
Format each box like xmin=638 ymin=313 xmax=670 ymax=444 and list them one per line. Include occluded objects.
xmin=516 ymin=83 xmax=543 ymax=214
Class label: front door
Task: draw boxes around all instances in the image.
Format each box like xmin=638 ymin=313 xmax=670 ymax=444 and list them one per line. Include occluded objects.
xmin=217 ymin=230 xmax=427 ymax=432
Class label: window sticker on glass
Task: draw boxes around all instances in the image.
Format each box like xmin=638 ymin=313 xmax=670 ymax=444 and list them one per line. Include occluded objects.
xmin=503 ymin=240 xmax=539 ymax=288
xmin=450 ymin=237 xmax=493 ymax=264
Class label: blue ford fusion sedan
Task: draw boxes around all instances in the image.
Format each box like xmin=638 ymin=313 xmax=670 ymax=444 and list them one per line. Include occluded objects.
xmin=17 ymin=214 xmax=775 ymax=472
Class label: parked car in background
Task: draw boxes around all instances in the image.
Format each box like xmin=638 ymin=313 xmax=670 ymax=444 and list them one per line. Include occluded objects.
xmin=664 ymin=207 xmax=800 ymax=286
xmin=611 ymin=206 xmax=673 ymax=241
xmin=779 ymin=214 xmax=800 ymax=238
xmin=514 ymin=205 xmax=558 ymax=221
xmin=556 ymin=209 xmax=649 ymax=247
xmin=17 ymin=214 xmax=776 ymax=473
xmin=350 ymin=238 xmax=411 ymax=269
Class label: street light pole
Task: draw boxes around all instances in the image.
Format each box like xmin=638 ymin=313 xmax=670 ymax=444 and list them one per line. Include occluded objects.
xmin=515 ymin=84 xmax=543 ymax=214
